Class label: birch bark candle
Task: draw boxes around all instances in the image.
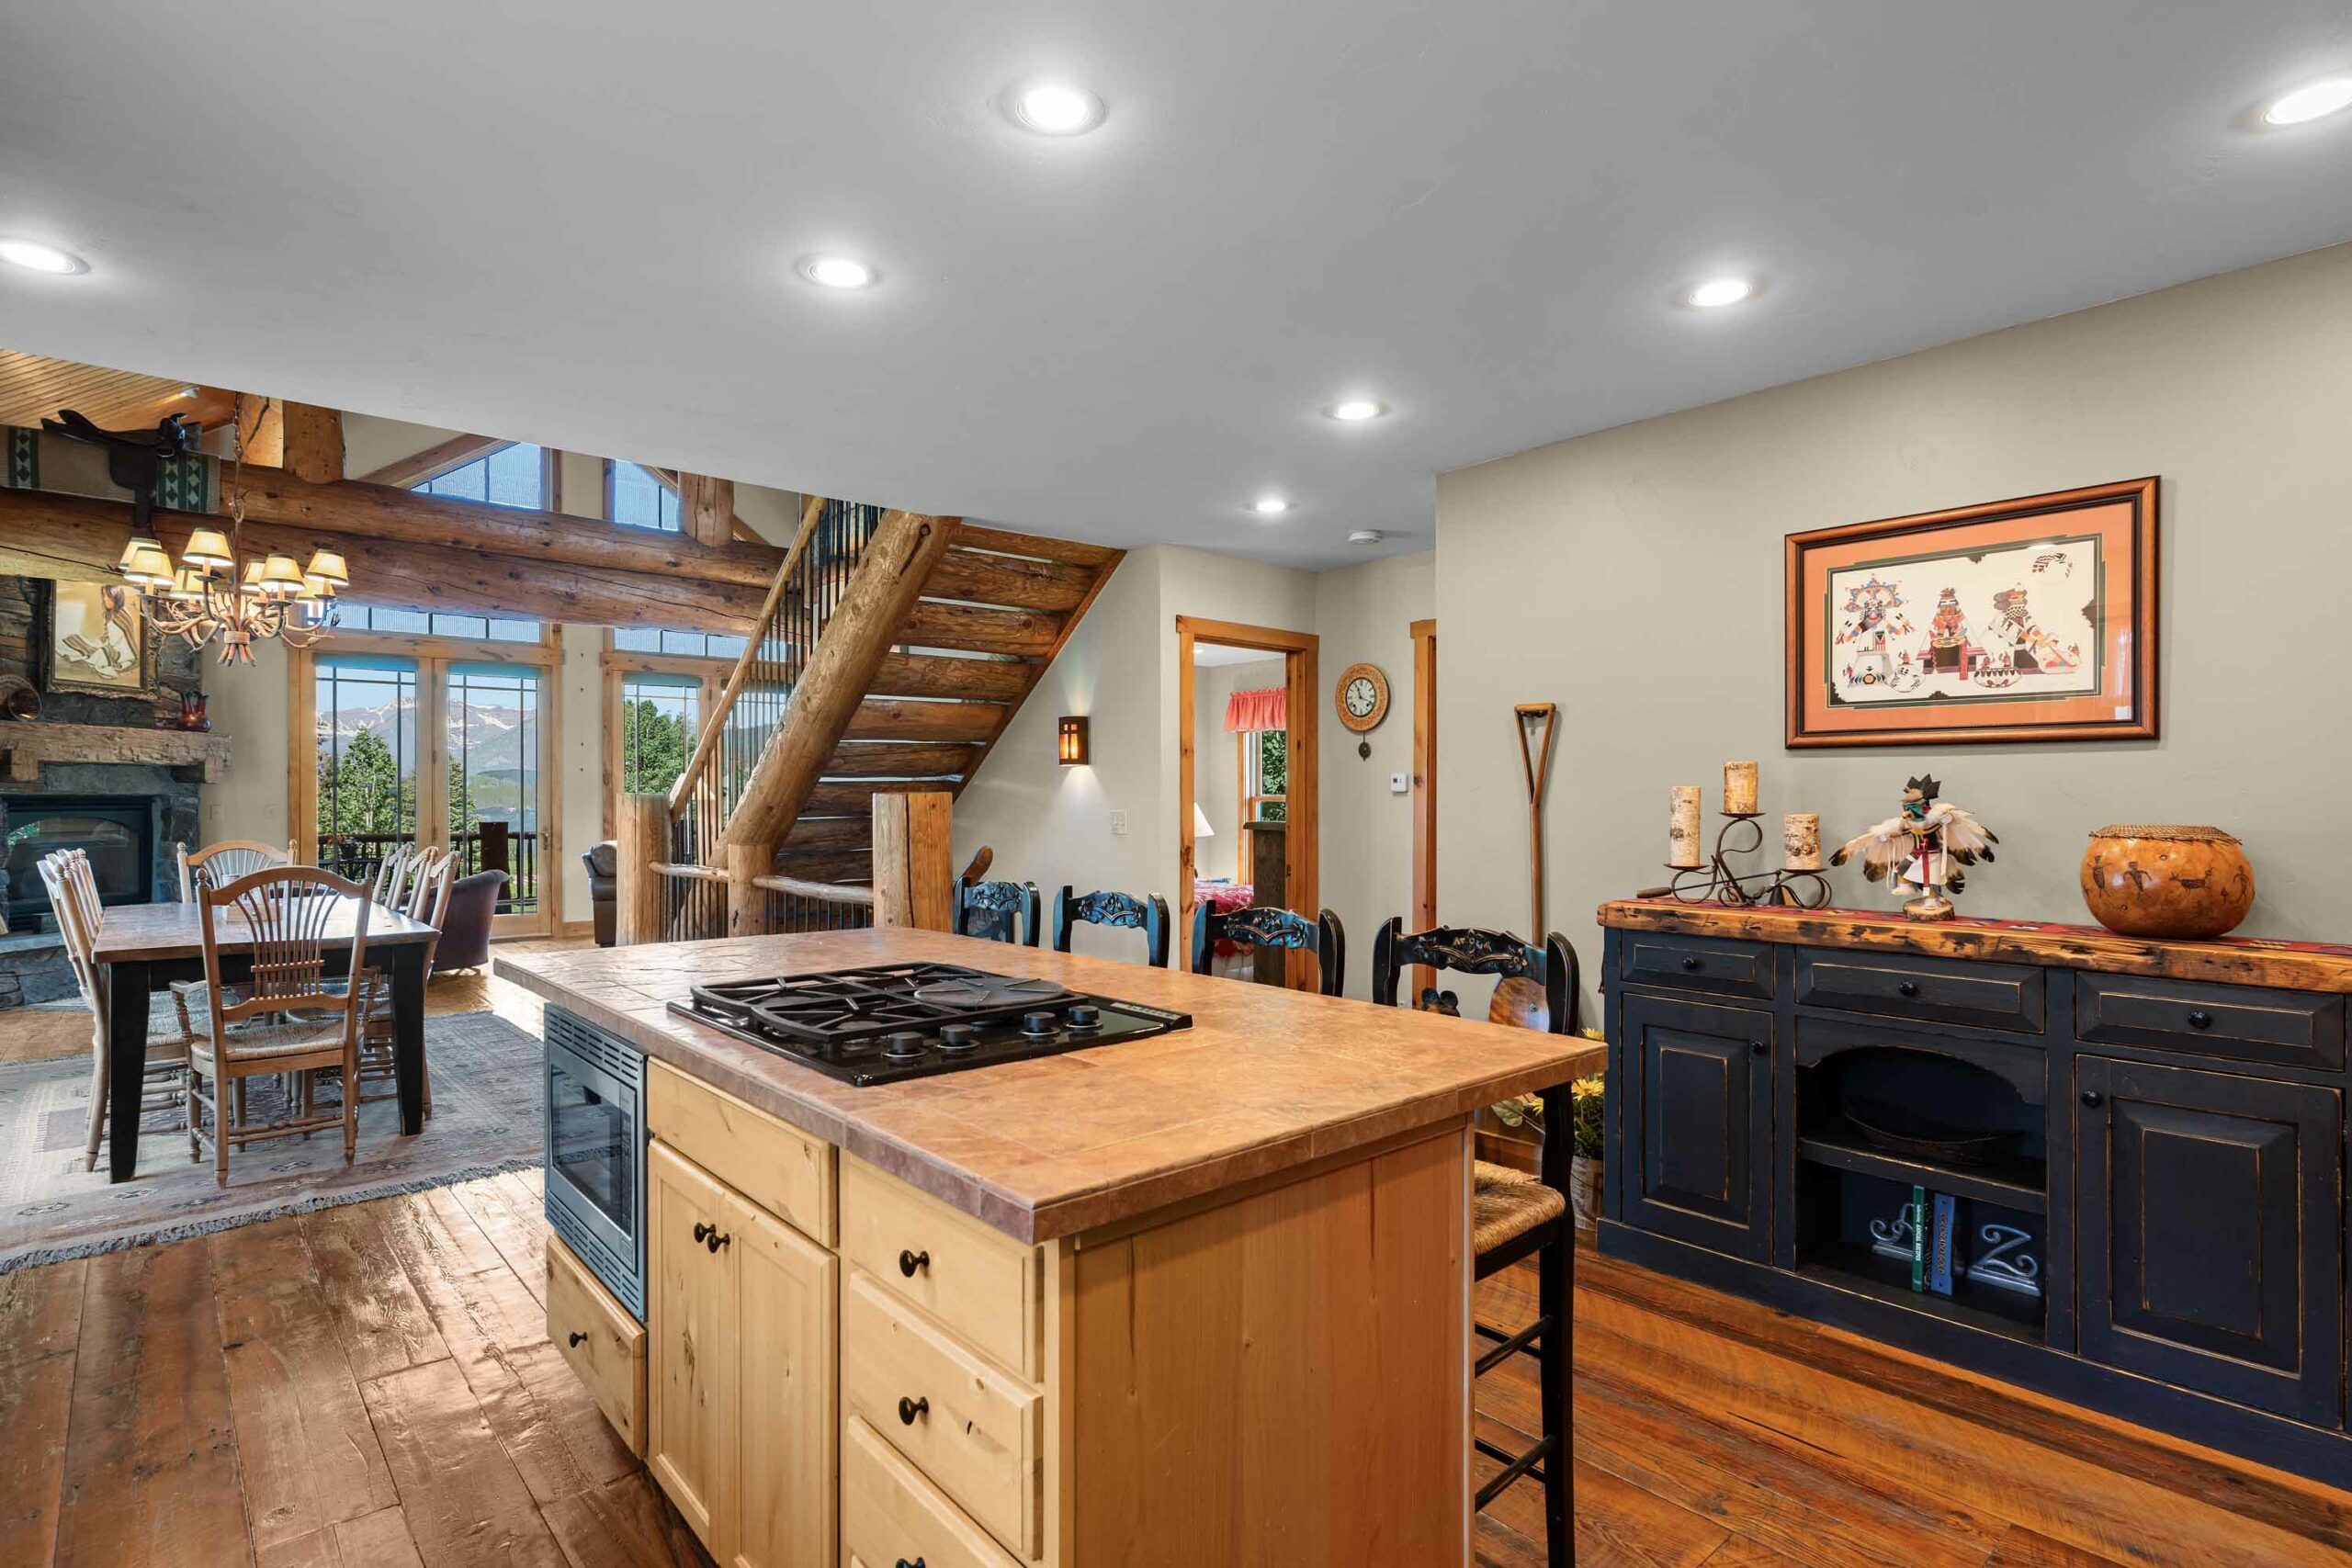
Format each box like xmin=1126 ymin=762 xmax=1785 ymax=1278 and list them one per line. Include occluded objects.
xmin=1783 ymin=812 xmax=1822 ymax=871
xmin=1724 ymin=760 xmax=1759 ymax=817
xmin=1669 ymin=785 xmax=1702 ymax=868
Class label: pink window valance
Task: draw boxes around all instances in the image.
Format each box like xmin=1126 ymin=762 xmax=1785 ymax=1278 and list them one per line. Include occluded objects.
xmin=1223 ymin=686 xmax=1286 ymax=734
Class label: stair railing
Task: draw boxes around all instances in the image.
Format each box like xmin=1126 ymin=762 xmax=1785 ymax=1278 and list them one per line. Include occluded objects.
xmin=658 ymin=496 xmax=885 ymax=938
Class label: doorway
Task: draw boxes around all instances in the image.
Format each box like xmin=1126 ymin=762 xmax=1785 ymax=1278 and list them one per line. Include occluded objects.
xmin=1176 ymin=615 xmax=1318 ymax=989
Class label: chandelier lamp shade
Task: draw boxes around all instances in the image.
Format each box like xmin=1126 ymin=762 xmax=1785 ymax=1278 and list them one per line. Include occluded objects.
xmin=111 ymin=397 xmax=350 ymax=666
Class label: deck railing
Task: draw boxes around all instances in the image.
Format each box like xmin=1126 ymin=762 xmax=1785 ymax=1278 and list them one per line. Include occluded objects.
xmin=320 ymin=826 xmax=539 ymax=909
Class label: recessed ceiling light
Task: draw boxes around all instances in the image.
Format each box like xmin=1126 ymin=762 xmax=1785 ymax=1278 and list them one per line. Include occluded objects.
xmin=1013 ymin=82 xmax=1102 ymax=135
xmin=1251 ymin=496 xmax=1292 ymax=516
xmin=1326 ymin=399 xmax=1386 ymax=422
xmin=1683 ymin=276 xmax=1755 ymax=309
xmin=0 ymin=240 xmax=88 ymax=276
xmin=1348 ymin=529 xmax=1385 ymax=545
xmin=800 ymin=255 xmax=875 ymax=289
xmin=2263 ymin=75 xmax=2352 ymax=126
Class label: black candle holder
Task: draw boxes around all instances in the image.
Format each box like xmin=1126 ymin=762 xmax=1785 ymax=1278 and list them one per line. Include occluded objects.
xmin=1640 ymin=812 xmax=1831 ymax=909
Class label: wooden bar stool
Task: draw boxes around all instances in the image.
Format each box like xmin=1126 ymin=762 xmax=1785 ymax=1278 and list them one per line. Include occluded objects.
xmin=1051 ymin=886 xmax=1171 ymax=966
xmin=1190 ymin=903 xmax=1345 ymax=996
xmin=955 ymin=877 xmax=1042 ymax=946
xmin=1372 ymin=918 xmax=1578 ymax=1567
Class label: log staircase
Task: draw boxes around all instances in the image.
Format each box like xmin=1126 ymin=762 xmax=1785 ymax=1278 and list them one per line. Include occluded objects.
xmin=628 ymin=498 xmax=1122 ymax=940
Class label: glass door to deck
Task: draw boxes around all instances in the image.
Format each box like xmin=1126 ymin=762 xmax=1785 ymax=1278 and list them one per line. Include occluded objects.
xmin=445 ymin=661 xmax=547 ymax=933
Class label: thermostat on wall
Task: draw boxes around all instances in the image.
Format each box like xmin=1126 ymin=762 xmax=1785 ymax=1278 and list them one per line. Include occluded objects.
xmin=1389 ymin=773 xmax=1409 ymax=795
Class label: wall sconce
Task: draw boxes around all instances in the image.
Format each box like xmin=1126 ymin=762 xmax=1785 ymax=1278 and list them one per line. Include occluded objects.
xmin=1057 ymin=715 xmax=1090 ymax=765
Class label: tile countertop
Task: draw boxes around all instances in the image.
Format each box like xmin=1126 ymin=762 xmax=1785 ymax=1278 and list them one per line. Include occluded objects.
xmin=497 ymin=929 xmax=1600 ymax=1245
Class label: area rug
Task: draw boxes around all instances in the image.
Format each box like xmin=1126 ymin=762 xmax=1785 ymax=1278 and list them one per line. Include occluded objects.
xmin=0 ymin=1008 xmax=545 ymax=1272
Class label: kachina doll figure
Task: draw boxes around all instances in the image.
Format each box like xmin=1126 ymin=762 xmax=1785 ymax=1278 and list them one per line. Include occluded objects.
xmin=1831 ymin=774 xmax=1999 ymax=921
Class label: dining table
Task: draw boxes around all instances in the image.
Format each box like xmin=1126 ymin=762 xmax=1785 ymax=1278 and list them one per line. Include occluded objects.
xmin=87 ymin=897 xmax=440 ymax=1182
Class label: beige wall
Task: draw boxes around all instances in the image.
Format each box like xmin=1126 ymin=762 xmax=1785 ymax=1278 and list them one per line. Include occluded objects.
xmin=1435 ymin=241 xmax=2352 ymax=1017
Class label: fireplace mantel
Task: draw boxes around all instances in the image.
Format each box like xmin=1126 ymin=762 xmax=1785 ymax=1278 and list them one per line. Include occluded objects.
xmin=0 ymin=723 xmax=232 ymax=784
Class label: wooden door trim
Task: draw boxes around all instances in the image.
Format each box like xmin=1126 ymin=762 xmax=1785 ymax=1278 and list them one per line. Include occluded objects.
xmin=1176 ymin=615 xmax=1319 ymax=990
xmin=1408 ymin=617 xmax=1436 ymax=998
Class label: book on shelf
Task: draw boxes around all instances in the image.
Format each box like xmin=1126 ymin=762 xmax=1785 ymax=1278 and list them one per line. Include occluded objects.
xmin=1910 ymin=1184 xmax=1927 ymax=1292
xmin=1928 ymin=1192 xmax=1957 ymax=1297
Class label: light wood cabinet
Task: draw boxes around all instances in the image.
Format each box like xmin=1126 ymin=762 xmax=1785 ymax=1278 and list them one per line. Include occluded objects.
xmin=842 ymin=1414 xmax=1023 ymax=1568
xmin=841 ymin=1154 xmax=1042 ymax=1380
xmin=546 ymin=1234 xmax=647 ymax=1456
xmin=650 ymin=1138 xmax=839 ymax=1566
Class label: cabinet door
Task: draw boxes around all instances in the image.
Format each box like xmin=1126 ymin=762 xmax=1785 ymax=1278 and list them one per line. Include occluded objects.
xmin=1619 ymin=993 xmax=1773 ymax=1260
xmin=648 ymin=1140 xmax=740 ymax=1555
xmin=2076 ymin=1057 xmax=2343 ymax=1427
xmin=728 ymin=1190 xmax=838 ymax=1568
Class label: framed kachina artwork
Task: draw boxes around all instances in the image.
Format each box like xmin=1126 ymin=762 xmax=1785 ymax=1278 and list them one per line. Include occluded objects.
xmin=1785 ymin=477 xmax=2158 ymax=747
xmin=37 ymin=578 xmax=156 ymax=697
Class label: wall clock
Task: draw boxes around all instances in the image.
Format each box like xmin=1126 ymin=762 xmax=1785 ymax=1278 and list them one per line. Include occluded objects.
xmin=1335 ymin=662 xmax=1390 ymax=758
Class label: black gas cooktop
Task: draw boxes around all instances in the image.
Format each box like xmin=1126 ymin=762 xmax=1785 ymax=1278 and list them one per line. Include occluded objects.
xmin=670 ymin=961 xmax=1192 ymax=1086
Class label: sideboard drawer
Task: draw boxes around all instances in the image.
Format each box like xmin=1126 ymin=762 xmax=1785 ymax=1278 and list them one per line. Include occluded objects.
xmin=1794 ymin=951 xmax=2045 ymax=1034
xmin=1617 ymin=932 xmax=1775 ymax=1000
xmin=842 ymin=1156 xmax=1042 ymax=1379
xmin=648 ymin=1058 xmax=836 ymax=1245
xmin=547 ymin=1234 xmax=645 ymax=1457
xmin=843 ymin=1415 xmax=1023 ymax=1568
xmin=2076 ymin=975 xmax=2346 ymax=1072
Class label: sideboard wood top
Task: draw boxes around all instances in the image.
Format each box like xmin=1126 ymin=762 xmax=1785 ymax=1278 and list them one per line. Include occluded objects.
xmin=1599 ymin=897 xmax=2352 ymax=994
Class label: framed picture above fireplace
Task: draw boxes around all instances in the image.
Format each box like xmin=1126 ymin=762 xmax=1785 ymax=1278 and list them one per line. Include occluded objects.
xmin=36 ymin=579 xmax=154 ymax=697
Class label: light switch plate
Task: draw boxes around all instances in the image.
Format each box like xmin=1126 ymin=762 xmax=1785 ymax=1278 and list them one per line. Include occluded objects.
xmin=1110 ymin=809 xmax=1129 ymax=837
xmin=1389 ymin=772 xmax=1410 ymax=795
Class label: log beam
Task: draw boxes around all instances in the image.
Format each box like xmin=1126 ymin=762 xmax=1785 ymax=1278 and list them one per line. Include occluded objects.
xmin=0 ymin=485 xmax=767 ymax=633
xmin=721 ymin=511 xmax=964 ymax=849
xmin=679 ymin=474 xmax=734 ymax=550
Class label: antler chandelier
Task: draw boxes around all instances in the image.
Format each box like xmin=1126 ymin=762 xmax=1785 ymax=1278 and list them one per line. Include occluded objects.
xmin=114 ymin=395 xmax=350 ymax=665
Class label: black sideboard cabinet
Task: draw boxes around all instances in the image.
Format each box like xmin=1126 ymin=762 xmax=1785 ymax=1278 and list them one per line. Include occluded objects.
xmin=1599 ymin=899 xmax=2352 ymax=1485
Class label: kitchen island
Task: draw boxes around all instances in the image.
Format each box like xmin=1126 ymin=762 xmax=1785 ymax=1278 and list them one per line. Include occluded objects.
xmin=500 ymin=927 xmax=1597 ymax=1568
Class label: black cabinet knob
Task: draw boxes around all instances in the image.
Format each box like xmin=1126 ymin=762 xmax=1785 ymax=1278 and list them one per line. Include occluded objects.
xmin=1750 ymin=1039 xmax=1770 ymax=1055
xmin=1896 ymin=980 xmax=1919 ymax=998
xmin=1680 ymin=956 xmax=1702 ymax=972
xmin=568 ymin=1331 xmax=587 ymax=1348
xmin=2081 ymin=1090 xmax=2104 ymax=1108
xmin=898 ymin=1559 xmax=927 ymax=1568
xmin=707 ymin=1229 xmax=730 ymax=1254
xmin=2187 ymin=1010 xmax=2214 ymax=1030
xmin=692 ymin=1221 xmax=712 ymax=1245
xmin=899 ymin=1394 xmax=930 ymax=1426
xmin=899 ymin=1247 xmax=931 ymax=1278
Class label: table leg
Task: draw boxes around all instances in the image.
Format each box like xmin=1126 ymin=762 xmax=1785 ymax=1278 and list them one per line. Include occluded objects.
xmin=107 ymin=960 xmax=152 ymax=1183
xmin=391 ymin=944 xmax=426 ymax=1135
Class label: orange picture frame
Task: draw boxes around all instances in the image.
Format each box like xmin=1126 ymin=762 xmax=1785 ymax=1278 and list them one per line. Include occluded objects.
xmin=1786 ymin=477 xmax=2159 ymax=748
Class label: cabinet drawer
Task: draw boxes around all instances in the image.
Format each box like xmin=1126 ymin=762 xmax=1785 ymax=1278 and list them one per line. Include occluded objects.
xmin=844 ymin=1415 xmax=1023 ymax=1568
xmin=842 ymin=1270 xmax=1042 ymax=1560
xmin=1794 ymin=951 xmax=2045 ymax=1034
xmin=546 ymin=1234 xmax=646 ymax=1457
xmin=648 ymin=1058 xmax=835 ymax=1244
xmin=2075 ymin=974 xmax=2346 ymax=1072
xmin=1616 ymin=932 xmax=1775 ymax=1000
xmin=842 ymin=1156 xmax=1041 ymax=1379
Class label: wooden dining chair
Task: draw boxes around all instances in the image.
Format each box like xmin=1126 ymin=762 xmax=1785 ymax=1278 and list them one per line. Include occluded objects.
xmin=955 ymin=877 xmax=1042 ymax=946
xmin=188 ymin=866 xmax=374 ymax=1187
xmin=40 ymin=852 xmax=191 ymax=1171
xmin=1051 ymin=886 xmax=1171 ymax=966
xmin=1371 ymin=918 xmax=1580 ymax=1567
xmin=368 ymin=842 xmax=419 ymax=908
xmin=1189 ymin=903 xmax=1345 ymax=996
xmin=356 ymin=850 xmax=457 ymax=1114
xmin=178 ymin=840 xmax=293 ymax=901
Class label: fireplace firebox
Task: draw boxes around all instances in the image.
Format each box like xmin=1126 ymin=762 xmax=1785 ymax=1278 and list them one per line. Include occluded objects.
xmin=2 ymin=795 xmax=158 ymax=931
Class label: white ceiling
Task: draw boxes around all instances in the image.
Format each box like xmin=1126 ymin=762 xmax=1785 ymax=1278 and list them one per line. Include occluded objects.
xmin=3 ymin=4 xmax=2349 ymax=570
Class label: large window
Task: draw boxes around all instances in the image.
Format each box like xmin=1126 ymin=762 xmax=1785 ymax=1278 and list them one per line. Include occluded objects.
xmin=610 ymin=625 xmax=747 ymax=660
xmin=605 ymin=459 xmax=682 ymax=531
xmin=619 ymin=673 xmax=700 ymax=796
xmin=447 ymin=664 xmax=545 ymax=913
xmin=412 ymin=442 xmax=549 ymax=509
xmin=1241 ymin=729 xmax=1288 ymax=824
xmin=314 ymin=656 xmax=421 ymax=883
xmin=336 ymin=604 xmax=543 ymax=642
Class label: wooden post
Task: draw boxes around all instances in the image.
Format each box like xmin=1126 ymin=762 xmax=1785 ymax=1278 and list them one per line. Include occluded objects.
xmin=680 ymin=474 xmax=735 ymax=549
xmin=872 ymin=791 xmax=955 ymax=930
xmin=616 ymin=794 xmax=669 ymax=945
xmin=727 ymin=839 xmax=775 ymax=937
xmin=282 ymin=404 xmax=345 ymax=484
